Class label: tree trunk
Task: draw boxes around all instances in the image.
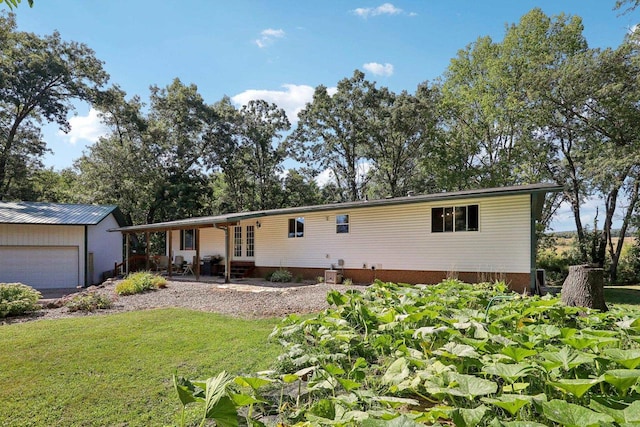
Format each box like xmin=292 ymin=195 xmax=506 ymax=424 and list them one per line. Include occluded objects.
xmin=561 ymin=264 xmax=608 ymax=312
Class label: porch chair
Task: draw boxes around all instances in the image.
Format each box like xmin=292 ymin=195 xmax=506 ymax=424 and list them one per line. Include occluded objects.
xmin=181 ymin=256 xmax=195 ymax=276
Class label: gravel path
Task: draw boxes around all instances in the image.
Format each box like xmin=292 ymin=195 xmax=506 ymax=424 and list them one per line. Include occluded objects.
xmin=2 ymin=279 xmax=365 ymax=324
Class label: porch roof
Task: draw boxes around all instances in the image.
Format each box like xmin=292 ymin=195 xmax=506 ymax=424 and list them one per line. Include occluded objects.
xmin=111 ymin=183 xmax=562 ymax=233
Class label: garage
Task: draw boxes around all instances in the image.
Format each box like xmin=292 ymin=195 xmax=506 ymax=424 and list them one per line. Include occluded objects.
xmin=0 ymin=246 xmax=79 ymax=289
xmin=0 ymin=201 xmax=126 ymax=289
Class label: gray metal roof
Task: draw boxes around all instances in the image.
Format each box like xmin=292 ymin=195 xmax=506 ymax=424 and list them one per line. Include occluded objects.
xmin=0 ymin=201 xmax=123 ymax=226
xmin=112 ymin=183 xmax=563 ymax=233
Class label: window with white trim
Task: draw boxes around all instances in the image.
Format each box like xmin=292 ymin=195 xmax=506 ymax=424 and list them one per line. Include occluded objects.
xmin=336 ymin=214 xmax=349 ymax=233
xmin=431 ymin=205 xmax=479 ymax=232
xmin=234 ymin=226 xmax=242 ymax=257
xmin=288 ymin=217 xmax=304 ymax=238
xmin=246 ymin=225 xmax=255 ymax=257
xmin=180 ymin=229 xmax=196 ymax=250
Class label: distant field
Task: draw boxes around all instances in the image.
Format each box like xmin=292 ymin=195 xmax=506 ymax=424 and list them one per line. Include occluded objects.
xmin=552 ymin=236 xmax=636 ymax=254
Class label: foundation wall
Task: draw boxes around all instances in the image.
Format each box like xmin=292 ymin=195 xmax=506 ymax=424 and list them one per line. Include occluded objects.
xmin=253 ymin=266 xmax=531 ymax=293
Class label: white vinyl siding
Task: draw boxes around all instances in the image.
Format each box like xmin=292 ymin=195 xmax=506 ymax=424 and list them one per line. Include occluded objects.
xmin=87 ymin=214 xmax=122 ymax=285
xmin=254 ymin=194 xmax=530 ymax=274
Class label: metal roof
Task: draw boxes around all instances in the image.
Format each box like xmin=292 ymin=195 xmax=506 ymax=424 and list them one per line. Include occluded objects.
xmin=112 ymin=183 xmax=563 ymax=233
xmin=0 ymin=201 xmax=125 ymax=226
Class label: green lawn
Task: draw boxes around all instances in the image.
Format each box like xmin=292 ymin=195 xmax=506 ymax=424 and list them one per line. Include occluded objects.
xmin=605 ymin=285 xmax=640 ymax=309
xmin=0 ymin=308 xmax=281 ymax=426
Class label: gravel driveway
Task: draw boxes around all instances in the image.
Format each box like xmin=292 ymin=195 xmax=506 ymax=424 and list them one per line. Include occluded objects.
xmin=4 ymin=279 xmax=365 ymax=324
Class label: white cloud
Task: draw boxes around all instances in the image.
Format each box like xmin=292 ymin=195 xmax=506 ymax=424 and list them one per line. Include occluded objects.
xmin=57 ymin=108 xmax=108 ymax=145
xmin=255 ymin=28 xmax=285 ymax=48
xmin=363 ymin=62 xmax=394 ymax=76
xmin=352 ymin=3 xmax=405 ymax=18
xmin=232 ymin=84 xmax=337 ymax=123
xmin=315 ymin=169 xmax=335 ymax=187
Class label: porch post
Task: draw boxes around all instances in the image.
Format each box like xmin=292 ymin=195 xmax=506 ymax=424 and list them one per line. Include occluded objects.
xmin=145 ymin=232 xmax=150 ymax=270
xmin=125 ymin=233 xmax=130 ymax=274
xmin=195 ymin=228 xmax=200 ymax=281
xmin=224 ymin=225 xmax=230 ymax=284
xmin=168 ymin=229 xmax=173 ymax=277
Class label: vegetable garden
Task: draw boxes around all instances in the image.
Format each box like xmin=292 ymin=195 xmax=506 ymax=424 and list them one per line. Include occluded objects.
xmin=176 ymin=279 xmax=640 ymax=426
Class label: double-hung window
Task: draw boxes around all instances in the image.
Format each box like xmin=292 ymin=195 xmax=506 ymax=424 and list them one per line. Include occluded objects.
xmin=432 ymin=205 xmax=479 ymax=232
xmin=288 ymin=217 xmax=304 ymax=238
xmin=180 ymin=229 xmax=196 ymax=250
xmin=336 ymin=214 xmax=349 ymax=233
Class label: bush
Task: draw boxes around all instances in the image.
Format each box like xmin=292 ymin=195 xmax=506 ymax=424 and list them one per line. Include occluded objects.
xmin=618 ymin=243 xmax=640 ymax=285
xmin=270 ymin=269 xmax=292 ymax=283
xmin=115 ymin=271 xmax=167 ymax=295
xmin=0 ymin=283 xmax=41 ymax=318
xmin=65 ymin=293 xmax=113 ymax=312
xmin=342 ymin=278 xmax=353 ymax=286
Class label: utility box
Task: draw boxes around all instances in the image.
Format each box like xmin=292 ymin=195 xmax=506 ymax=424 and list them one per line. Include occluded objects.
xmin=324 ymin=270 xmax=342 ymax=285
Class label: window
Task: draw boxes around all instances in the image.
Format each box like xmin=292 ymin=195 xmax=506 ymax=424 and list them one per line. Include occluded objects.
xmin=432 ymin=204 xmax=479 ymax=233
xmin=288 ymin=217 xmax=304 ymax=238
xmin=336 ymin=214 xmax=349 ymax=233
xmin=180 ymin=229 xmax=195 ymax=250
xmin=246 ymin=225 xmax=254 ymax=257
xmin=234 ymin=226 xmax=242 ymax=257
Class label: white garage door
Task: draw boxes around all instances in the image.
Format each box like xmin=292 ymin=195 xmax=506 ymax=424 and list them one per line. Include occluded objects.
xmin=0 ymin=246 xmax=79 ymax=289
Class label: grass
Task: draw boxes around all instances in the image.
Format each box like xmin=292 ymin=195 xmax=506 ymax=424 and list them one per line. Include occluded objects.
xmin=605 ymin=285 xmax=640 ymax=310
xmin=0 ymin=308 xmax=281 ymax=426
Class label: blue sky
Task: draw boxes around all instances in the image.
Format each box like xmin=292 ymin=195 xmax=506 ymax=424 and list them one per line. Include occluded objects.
xmin=10 ymin=1 xmax=638 ymax=230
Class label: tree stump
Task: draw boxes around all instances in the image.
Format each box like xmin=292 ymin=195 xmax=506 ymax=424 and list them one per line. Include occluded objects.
xmin=561 ymin=264 xmax=608 ymax=312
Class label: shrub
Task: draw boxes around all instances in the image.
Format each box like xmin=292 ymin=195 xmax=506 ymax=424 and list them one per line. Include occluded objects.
xmin=342 ymin=278 xmax=353 ymax=286
xmin=66 ymin=293 xmax=113 ymax=312
xmin=0 ymin=283 xmax=41 ymax=318
xmin=316 ymin=276 xmax=324 ymax=283
xmin=115 ymin=271 xmax=167 ymax=295
xmin=270 ymin=269 xmax=292 ymax=283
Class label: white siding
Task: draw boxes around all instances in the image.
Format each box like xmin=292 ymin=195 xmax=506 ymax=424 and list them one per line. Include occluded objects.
xmin=254 ymin=194 xmax=531 ymax=274
xmin=169 ymin=227 xmax=226 ymax=262
xmin=0 ymin=224 xmax=85 ymax=287
xmin=87 ymin=214 xmax=122 ymax=285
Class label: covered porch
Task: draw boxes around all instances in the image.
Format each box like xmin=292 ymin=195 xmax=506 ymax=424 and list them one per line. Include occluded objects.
xmin=112 ymin=212 xmax=264 ymax=283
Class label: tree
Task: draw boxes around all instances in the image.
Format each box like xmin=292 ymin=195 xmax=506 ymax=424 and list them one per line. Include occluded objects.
xmin=0 ymin=12 xmax=108 ymax=200
xmin=366 ymin=85 xmax=441 ymax=198
xmin=77 ymin=80 xmax=218 ymax=225
xmin=236 ymin=100 xmax=290 ymax=210
xmin=0 ymin=0 xmax=33 ymax=10
xmin=289 ymin=70 xmax=382 ymax=202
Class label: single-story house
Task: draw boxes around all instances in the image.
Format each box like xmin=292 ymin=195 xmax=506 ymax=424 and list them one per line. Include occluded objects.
xmin=113 ymin=183 xmax=561 ymax=292
xmin=0 ymin=201 xmax=126 ymax=289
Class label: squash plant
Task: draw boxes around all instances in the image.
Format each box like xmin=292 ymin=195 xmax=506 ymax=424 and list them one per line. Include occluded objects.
xmin=175 ymin=279 xmax=640 ymax=426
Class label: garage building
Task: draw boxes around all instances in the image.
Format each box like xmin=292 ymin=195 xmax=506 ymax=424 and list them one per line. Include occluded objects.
xmin=0 ymin=201 xmax=125 ymax=289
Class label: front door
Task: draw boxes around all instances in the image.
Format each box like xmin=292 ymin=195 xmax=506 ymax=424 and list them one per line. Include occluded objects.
xmin=233 ymin=225 xmax=255 ymax=260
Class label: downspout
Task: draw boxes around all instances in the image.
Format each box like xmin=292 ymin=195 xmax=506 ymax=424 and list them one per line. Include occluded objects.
xmin=84 ymin=225 xmax=88 ymax=288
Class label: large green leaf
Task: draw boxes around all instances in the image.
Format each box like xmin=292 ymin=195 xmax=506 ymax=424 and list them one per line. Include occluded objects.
xmin=452 ymin=405 xmax=487 ymax=427
xmin=500 ymin=347 xmax=538 ymax=362
xmin=435 ymin=342 xmax=480 ymax=359
xmin=589 ymin=399 xmax=640 ymax=423
xmin=482 ymin=362 xmax=535 ymax=383
xmin=233 ymin=376 xmax=273 ymax=391
xmin=548 ymin=378 xmax=603 ymax=398
xmin=538 ymin=347 xmax=595 ymax=371
xmin=173 ymin=375 xmax=202 ymax=406
xmin=542 ymin=399 xmax=614 ymax=427
xmin=445 ymin=373 xmax=498 ymax=398
xmin=204 ymin=372 xmax=234 ymax=419
xmin=603 ymin=369 xmax=640 ymax=393
xmin=206 ymin=395 xmax=238 ymax=427
xmin=382 ymin=357 xmax=411 ymax=386
xmin=602 ymin=349 xmax=640 ymax=369
xmin=361 ymin=415 xmax=424 ymax=427
xmin=482 ymin=394 xmax=532 ymax=415
xmin=337 ymin=377 xmax=362 ymax=392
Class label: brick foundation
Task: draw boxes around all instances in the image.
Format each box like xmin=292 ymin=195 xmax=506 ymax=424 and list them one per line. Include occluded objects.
xmin=253 ymin=266 xmax=531 ymax=292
